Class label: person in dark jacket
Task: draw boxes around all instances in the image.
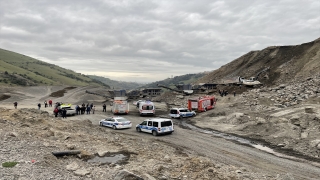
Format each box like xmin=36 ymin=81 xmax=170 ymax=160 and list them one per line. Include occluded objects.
xmin=75 ymin=105 xmax=79 ymax=115
xmin=62 ymin=108 xmax=67 ymax=118
xmin=86 ymin=106 xmax=91 ymax=114
xmin=13 ymin=102 xmax=18 ymax=109
xmin=38 ymin=103 xmax=41 ymax=110
xmin=103 ymin=104 xmax=106 ymax=112
xmin=81 ymin=105 xmax=85 ymax=114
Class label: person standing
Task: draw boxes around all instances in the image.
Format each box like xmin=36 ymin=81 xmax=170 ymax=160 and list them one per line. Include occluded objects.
xmin=233 ymin=91 xmax=236 ymax=97
xmin=54 ymin=108 xmax=59 ymax=117
xmin=92 ymin=106 xmax=95 ymax=114
xmin=75 ymin=105 xmax=79 ymax=115
xmin=103 ymin=104 xmax=106 ymax=112
xmin=49 ymin=99 xmax=52 ymax=107
xmin=13 ymin=102 xmax=18 ymax=109
xmin=62 ymin=108 xmax=67 ymax=118
xmin=86 ymin=106 xmax=91 ymax=114
xmin=38 ymin=103 xmax=41 ymax=110
xmin=81 ymin=105 xmax=85 ymax=114
xmin=44 ymin=100 xmax=48 ymax=108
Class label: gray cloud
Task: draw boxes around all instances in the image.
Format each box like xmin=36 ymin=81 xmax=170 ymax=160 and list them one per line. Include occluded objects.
xmin=0 ymin=0 xmax=319 ymax=83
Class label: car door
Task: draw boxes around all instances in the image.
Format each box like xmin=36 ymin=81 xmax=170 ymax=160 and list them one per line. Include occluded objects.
xmin=105 ymin=118 xmax=113 ymax=127
xmin=139 ymin=121 xmax=148 ymax=132
xmin=185 ymin=109 xmax=193 ymax=117
xmin=179 ymin=109 xmax=187 ymax=117
xmin=146 ymin=121 xmax=153 ymax=133
xmin=109 ymin=118 xmax=116 ymax=127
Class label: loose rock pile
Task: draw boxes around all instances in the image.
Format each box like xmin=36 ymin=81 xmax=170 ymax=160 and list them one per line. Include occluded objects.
xmin=240 ymin=74 xmax=320 ymax=109
xmin=1 ymin=108 xmax=272 ymax=179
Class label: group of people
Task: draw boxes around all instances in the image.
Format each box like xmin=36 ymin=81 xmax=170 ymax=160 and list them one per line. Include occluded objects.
xmin=53 ymin=107 xmax=67 ymax=118
xmin=218 ymin=89 xmax=229 ymax=97
xmin=218 ymin=90 xmax=236 ymax=97
xmin=43 ymin=100 xmax=53 ymax=108
xmin=13 ymin=100 xmax=109 ymax=118
xmin=75 ymin=103 xmax=95 ymax=115
xmin=53 ymin=102 xmax=69 ymax=118
xmin=38 ymin=100 xmax=53 ymax=110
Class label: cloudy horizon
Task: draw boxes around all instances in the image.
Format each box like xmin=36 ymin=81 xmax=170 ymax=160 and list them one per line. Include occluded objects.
xmin=1 ymin=0 xmax=319 ymax=83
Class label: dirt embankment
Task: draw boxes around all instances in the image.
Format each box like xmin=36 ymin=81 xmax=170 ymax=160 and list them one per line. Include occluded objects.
xmin=49 ymin=87 xmax=77 ymax=97
xmin=197 ymin=37 xmax=320 ymax=86
xmin=1 ymin=108 xmax=260 ymax=179
xmin=159 ymin=73 xmax=320 ymax=162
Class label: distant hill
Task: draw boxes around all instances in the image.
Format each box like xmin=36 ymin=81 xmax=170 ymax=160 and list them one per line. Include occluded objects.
xmin=197 ymin=37 xmax=320 ymax=86
xmin=0 ymin=48 xmax=109 ymax=87
xmin=88 ymin=75 xmax=144 ymax=90
xmin=142 ymin=73 xmax=207 ymax=89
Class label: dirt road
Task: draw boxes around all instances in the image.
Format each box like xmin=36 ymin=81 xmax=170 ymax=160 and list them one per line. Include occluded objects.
xmin=51 ymin=104 xmax=320 ymax=179
xmin=1 ymin=86 xmax=320 ymax=179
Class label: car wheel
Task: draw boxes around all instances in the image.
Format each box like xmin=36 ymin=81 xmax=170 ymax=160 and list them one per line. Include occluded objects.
xmin=152 ymin=131 xmax=158 ymax=136
xmin=113 ymin=125 xmax=117 ymax=130
xmin=136 ymin=127 xmax=141 ymax=132
xmin=179 ymin=115 xmax=182 ymax=119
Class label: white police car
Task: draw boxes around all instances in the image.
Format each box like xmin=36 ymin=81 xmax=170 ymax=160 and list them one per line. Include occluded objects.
xmin=169 ymin=108 xmax=196 ymax=119
xmin=136 ymin=118 xmax=174 ymax=136
xmin=99 ymin=116 xmax=132 ymax=130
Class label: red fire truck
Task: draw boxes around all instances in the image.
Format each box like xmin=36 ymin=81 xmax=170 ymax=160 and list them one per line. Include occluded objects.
xmin=188 ymin=96 xmax=216 ymax=112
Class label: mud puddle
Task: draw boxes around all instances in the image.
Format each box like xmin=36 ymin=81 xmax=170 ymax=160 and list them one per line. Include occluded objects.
xmin=87 ymin=151 xmax=134 ymax=165
xmin=181 ymin=121 xmax=320 ymax=166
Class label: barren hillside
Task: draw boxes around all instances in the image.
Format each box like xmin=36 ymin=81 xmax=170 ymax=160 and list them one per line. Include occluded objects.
xmin=197 ymin=37 xmax=320 ymax=86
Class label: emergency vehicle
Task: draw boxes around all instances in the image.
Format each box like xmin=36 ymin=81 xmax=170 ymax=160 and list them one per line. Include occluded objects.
xmin=111 ymin=100 xmax=129 ymax=114
xmin=188 ymin=96 xmax=216 ymax=112
xmin=136 ymin=118 xmax=174 ymax=136
xmin=169 ymin=108 xmax=196 ymax=118
xmin=138 ymin=101 xmax=155 ymax=116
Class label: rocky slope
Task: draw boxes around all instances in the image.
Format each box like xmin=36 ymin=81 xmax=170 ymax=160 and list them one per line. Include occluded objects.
xmin=153 ymin=73 xmax=320 ymax=162
xmin=1 ymin=108 xmax=275 ymax=180
xmin=197 ymin=37 xmax=320 ymax=86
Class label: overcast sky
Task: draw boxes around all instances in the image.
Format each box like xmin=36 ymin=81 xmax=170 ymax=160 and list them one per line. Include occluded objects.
xmin=0 ymin=0 xmax=319 ymax=83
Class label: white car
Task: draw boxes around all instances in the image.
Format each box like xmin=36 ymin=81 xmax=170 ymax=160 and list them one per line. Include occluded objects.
xmin=169 ymin=108 xmax=196 ymax=119
xmin=99 ymin=117 xmax=132 ymax=130
xmin=54 ymin=107 xmax=76 ymax=116
xmin=136 ymin=118 xmax=174 ymax=136
xmin=63 ymin=108 xmax=77 ymax=116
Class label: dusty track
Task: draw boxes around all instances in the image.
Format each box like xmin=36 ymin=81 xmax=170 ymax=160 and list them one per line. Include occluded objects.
xmin=1 ymin=86 xmax=320 ymax=179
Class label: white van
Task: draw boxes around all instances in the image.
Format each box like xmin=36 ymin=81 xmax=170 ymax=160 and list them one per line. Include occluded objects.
xmin=136 ymin=118 xmax=174 ymax=136
xmin=169 ymin=108 xmax=196 ymax=119
xmin=138 ymin=101 xmax=155 ymax=116
xmin=111 ymin=100 xmax=129 ymax=115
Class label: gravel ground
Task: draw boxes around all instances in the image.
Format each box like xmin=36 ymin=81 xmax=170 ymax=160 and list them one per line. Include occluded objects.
xmin=1 ymin=86 xmax=320 ymax=179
